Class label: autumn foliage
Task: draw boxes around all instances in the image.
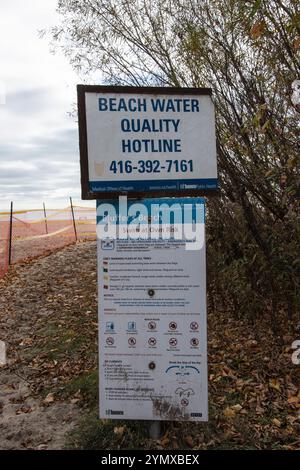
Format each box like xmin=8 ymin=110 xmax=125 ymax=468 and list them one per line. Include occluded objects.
xmin=51 ymin=0 xmax=300 ymax=328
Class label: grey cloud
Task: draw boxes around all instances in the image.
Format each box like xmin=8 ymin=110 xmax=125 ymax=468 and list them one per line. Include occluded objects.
xmin=6 ymin=87 xmax=57 ymax=116
xmin=0 ymin=128 xmax=79 ymax=162
xmin=0 ymin=123 xmax=80 ymax=200
xmin=32 ymin=128 xmax=79 ymax=155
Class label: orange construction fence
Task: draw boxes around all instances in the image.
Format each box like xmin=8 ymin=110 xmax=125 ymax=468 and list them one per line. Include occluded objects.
xmin=0 ymin=203 xmax=96 ymax=278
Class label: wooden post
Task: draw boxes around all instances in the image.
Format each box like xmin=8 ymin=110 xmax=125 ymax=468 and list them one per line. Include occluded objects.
xmin=70 ymin=197 xmax=78 ymax=241
xmin=43 ymin=202 xmax=48 ymax=234
xmin=8 ymin=201 xmax=13 ymax=265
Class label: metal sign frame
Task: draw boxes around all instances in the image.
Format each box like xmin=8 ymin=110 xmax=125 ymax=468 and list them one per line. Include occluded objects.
xmin=77 ymin=85 xmax=218 ymax=200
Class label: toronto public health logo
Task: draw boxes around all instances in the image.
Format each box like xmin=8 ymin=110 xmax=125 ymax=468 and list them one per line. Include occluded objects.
xmin=96 ymin=196 xmax=205 ymax=251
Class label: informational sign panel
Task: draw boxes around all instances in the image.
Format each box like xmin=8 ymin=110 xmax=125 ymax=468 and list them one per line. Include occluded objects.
xmin=78 ymin=85 xmax=218 ymax=199
xmin=97 ymin=198 xmax=208 ymax=421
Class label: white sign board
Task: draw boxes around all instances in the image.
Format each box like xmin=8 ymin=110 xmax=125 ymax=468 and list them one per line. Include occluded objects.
xmin=97 ymin=198 xmax=208 ymax=421
xmin=78 ymin=86 xmax=218 ymax=198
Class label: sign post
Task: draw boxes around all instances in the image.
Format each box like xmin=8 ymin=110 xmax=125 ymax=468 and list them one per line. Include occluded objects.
xmin=77 ymin=85 xmax=218 ymax=432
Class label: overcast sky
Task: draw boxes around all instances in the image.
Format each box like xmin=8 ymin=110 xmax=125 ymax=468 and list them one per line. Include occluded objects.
xmin=0 ymin=0 xmax=94 ymax=211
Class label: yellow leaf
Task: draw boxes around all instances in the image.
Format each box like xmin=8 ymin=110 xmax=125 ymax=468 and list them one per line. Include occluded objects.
xmin=272 ymin=418 xmax=281 ymax=427
xmin=285 ymin=425 xmax=294 ymax=435
xmin=224 ymin=406 xmax=236 ymax=418
xmin=269 ymin=379 xmax=281 ymax=391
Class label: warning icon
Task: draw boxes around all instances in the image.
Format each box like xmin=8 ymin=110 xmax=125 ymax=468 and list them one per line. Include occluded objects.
xmin=128 ymin=337 xmax=136 ymax=346
xmin=169 ymin=321 xmax=177 ymax=331
xmin=190 ymin=321 xmax=199 ymax=331
xmin=148 ymin=337 xmax=157 ymax=346
xmin=190 ymin=338 xmax=199 ymax=347
xmin=106 ymin=337 xmax=114 ymax=346
xmin=148 ymin=321 xmax=156 ymax=330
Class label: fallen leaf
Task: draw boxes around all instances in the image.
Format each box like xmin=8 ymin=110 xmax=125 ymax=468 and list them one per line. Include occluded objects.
xmin=70 ymin=398 xmax=80 ymax=404
xmin=272 ymin=418 xmax=281 ymax=427
xmin=19 ymin=338 xmax=33 ymax=346
xmin=231 ymin=404 xmax=243 ymax=412
xmin=184 ymin=435 xmax=194 ymax=448
xmin=288 ymin=396 xmax=299 ymax=405
xmin=37 ymin=444 xmax=48 ymax=450
xmin=43 ymin=393 xmax=55 ymax=404
xmin=160 ymin=436 xmax=170 ymax=447
xmin=224 ymin=406 xmax=236 ymax=418
xmin=293 ymin=37 xmax=300 ymax=50
xmin=2 ymin=384 xmax=16 ymax=393
xmin=114 ymin=426 xmax=125 ymax=439
xmin=16 ymin=406 xmax=34 ymax=414
xmin=250 ymin=20 xmax=266 ymax=39
xmin=269 ymin=379 xmax=281 ymax=392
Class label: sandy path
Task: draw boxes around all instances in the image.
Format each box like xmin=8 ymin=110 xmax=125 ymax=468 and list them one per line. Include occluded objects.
xmin=0 ymin=241 xmax=97 ymax=449
xmin=0 ymin=370 xmax=79 ymax=449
